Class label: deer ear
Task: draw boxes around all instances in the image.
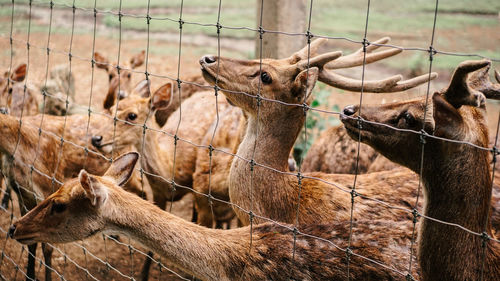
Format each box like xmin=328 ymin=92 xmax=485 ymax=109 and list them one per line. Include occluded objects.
xmin=130 ymin=50 xmax=146 ymax=69
xmin=151 ymin=83 xmax=172 ymax=111
xmin=134 ymin=80 xmax=151 ymax=98
xmin=432 ymin=93 xmax=464 ymax=138
xmin=103 ymin=78 xmax=119 ymax=110
xmin=94 ymin=52 xmax=110 ymax=71
xmin=79 ymin=170 xmax=108 ymax=207
xmin=103 ymin=152 xmax=139 ymax=187
xmin=11 ymin=64 xmax=27 ymax=82
xmin=292 ymin=67 xmax=319 ymax=102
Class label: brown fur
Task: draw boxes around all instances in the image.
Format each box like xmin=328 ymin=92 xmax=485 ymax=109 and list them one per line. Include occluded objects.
xmin=192 ymin=106 xmax=245 ymax=228
xmin=341 ymin=60 xmax=500 ymax=280
xmin=0 ymin=63 xmax=39 ymax=117
xmin=94 ymin=50 xmax=146 ymax=110
xmin=11 ymin=153 xmax=417 ymax=280
xmin=92 ymin=90 xmax=230 ymax=210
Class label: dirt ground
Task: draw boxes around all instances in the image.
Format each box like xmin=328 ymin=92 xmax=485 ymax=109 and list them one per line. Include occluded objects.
xmin=0 ymin=24 xmax=499 ymax=281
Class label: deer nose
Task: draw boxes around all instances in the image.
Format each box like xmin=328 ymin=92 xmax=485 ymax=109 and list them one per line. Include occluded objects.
xmin=117 ymin=90 xmax=127 ymax=100
xmin=343 ymin=105 xmax=357 ymax=116
xmin=8 ymin=224 xmax=16 ymax=238
xmin=200 ymin=55 xmax=216 ymax=65
xmin=0 ymin=107 xmax=8 ymax=115
xmin=91 ymin=135 xmax=103 ymax=147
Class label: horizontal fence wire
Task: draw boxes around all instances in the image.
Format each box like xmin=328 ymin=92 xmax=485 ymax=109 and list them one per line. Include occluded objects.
xmin=0 ymin=0 xmax=499 ymax=280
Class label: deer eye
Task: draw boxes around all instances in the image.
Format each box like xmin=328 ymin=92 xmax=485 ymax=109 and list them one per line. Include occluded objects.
xmin=51 ymin=202 xmax=67 ymax=214
xmin=108 ymin=74 xmax=113 ymax=81
xmin=127 ymin=112 xmax=137 ymax=121
xmin=260 ymin=72 xmax=272 ymax=84
xmin=403 ymin=112 xmax=416 ymax=127
xmin=8 ymin=88 xmax=12 ymax=94
xmin=127 ymin=73 xmax=131 ymax=79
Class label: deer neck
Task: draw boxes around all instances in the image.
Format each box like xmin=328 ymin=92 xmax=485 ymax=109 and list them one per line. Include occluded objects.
xmin=229 ymin=109 xmax=304 ymax=224
xmin=418 ymin=142 xmax=499 ymax=279
xmin=105 ymin=186 xmax=250 ymax=281
xmin=139 ymin=119 xmax=165 ymax=175
xmin=235 ymin=110 xmax=303 ymax=170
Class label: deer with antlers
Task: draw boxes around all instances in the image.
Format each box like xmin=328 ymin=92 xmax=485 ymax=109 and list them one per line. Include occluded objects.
xmin=341 ymin=60 xmax=500 ymax=280
xmin=9 ymin=151 xmax=421 ymax=280
xmin=199 ymin=37 xmax=435 ymax=224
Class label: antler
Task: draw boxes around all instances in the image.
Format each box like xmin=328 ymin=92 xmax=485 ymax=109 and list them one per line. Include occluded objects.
xmin=292 ymin=37 xmax=438 ymax=93
xmin=468 ymin=62 xmax=500 ymax=100
xmin=442 ymin=60 xmax=491 ymax=108
xmin=325 ymin=37 xmax=402 ymax=70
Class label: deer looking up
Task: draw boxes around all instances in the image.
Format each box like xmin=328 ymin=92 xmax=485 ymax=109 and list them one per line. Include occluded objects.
xmin=199 ymin=38 xmax=437 ymax=226
xmin=341 ymin=60 xmax=500 ymax=280
xmin=10 ymin=152 xmax=419 ymax=280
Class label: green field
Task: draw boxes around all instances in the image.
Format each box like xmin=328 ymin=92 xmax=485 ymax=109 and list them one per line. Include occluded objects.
xmin=0 ymin=0 xmax=498 ymax=70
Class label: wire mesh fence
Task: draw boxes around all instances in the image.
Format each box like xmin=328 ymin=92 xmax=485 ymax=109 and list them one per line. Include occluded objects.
xmin=0 ymin=0 xmax=499 ymax=280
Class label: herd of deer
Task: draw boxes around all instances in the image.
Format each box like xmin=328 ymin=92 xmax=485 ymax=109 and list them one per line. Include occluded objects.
xmin=3 ymin=37 xmax=500 ymax=280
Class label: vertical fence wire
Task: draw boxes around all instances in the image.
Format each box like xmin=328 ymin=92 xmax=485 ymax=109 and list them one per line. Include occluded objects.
xmin=1 ymin=0 xmax=499 ymax=280
xmin=406 ymin=0 xmax=439 ymax=279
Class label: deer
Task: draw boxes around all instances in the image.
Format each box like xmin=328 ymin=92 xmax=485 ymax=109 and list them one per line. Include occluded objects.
xmin=198 ymin=38 xmax=440 ymax=225
xmin=9 ymin=151 xmax=421 ymax=280
xmin=94 ymin=50 xmax=207 ymax=127
xmin=94 ymin=50 xmax=146 ymax=110
xmin=340 ymin=60 xmax=500 ymax=280
xmin=0 ymin=63 xmax=40 ymax=117
xmin=302 ymin=69 xmax=500 ymax=175
xmin=0 ymin=77 xmax=155 ymax=281
xmin=193 ymin=105 xmax=298 ymax=229
xmin=39 ymin=64 xmax=76 ymax=116
xmin=91 ymin=83 xmax=231 ymax=280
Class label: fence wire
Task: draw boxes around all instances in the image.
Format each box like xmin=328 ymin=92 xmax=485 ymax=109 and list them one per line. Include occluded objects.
xmin=0 ymin=0 xmax=499 ymax=280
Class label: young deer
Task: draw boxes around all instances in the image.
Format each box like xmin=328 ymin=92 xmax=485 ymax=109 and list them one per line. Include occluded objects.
xmin=39 ymin=64 xmax=76 ymax=116
xmin=94 ymin=50 xmax=146 ymax=110
xmin=91 ymin=84 xmax=229 ymax=280
xmin=0 ymin=63 xmax=39 ymax=117
xmin=0 ymin=102 xmax=148 ymax=281
xmin=10 ymin=152 xmax=419 ymax=280
xmin=94 ymin=51 xmax=207 ymax=127
xmin=341 ymin=60 xmax=500 ymax=280
xmin=199 ymin=38 xmax=437 ymax=227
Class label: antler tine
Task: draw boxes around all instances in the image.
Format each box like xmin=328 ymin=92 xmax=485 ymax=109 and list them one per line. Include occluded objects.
xmin=289 ymin=38 xmax=328 ymax=63
xmin=468 ymin=63 xmax=500 ymax=100
xmin=326 ymin=37 xmax=402 ymax=70
xmin=297 ymin=51 xmax=343 ymax=69
xmin=319 ymin=71 xmax=438 ymax=93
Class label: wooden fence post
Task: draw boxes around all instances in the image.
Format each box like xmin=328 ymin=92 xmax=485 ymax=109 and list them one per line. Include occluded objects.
xmin=256 ymin=0 xmax=307 ymax=59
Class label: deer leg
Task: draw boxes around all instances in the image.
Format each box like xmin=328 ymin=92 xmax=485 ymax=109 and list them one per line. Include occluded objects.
xmin=139 ymin=195 xmax=166 ymax=281
xmin=42 ymin=243 xmax=53 ymax=281
xmin=1 ymin=184 xmax=10 ymax=210
xmin=26 ymin=243 xmax=37 ymax=281
xmin=191 ymin=201 xmax=198 ymax=223
xmin=140 ymin=251 xmax=154 ymax=281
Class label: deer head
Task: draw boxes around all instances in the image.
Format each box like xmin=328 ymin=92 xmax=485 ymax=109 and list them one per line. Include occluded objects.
xmin=340 ymin=60 xmax=497 ymax=173
xmin=199 ymin=37 xmax=437 ymax=121
xmin=8 ymin=152 xmax=139 ymax=244
xmin=94 ymin=50 xmax=146 ymax=110
xmin=91 ymin=81 xmax=172 ymax=154
xmin=0 ymin=63 xmax=27 ymax=115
